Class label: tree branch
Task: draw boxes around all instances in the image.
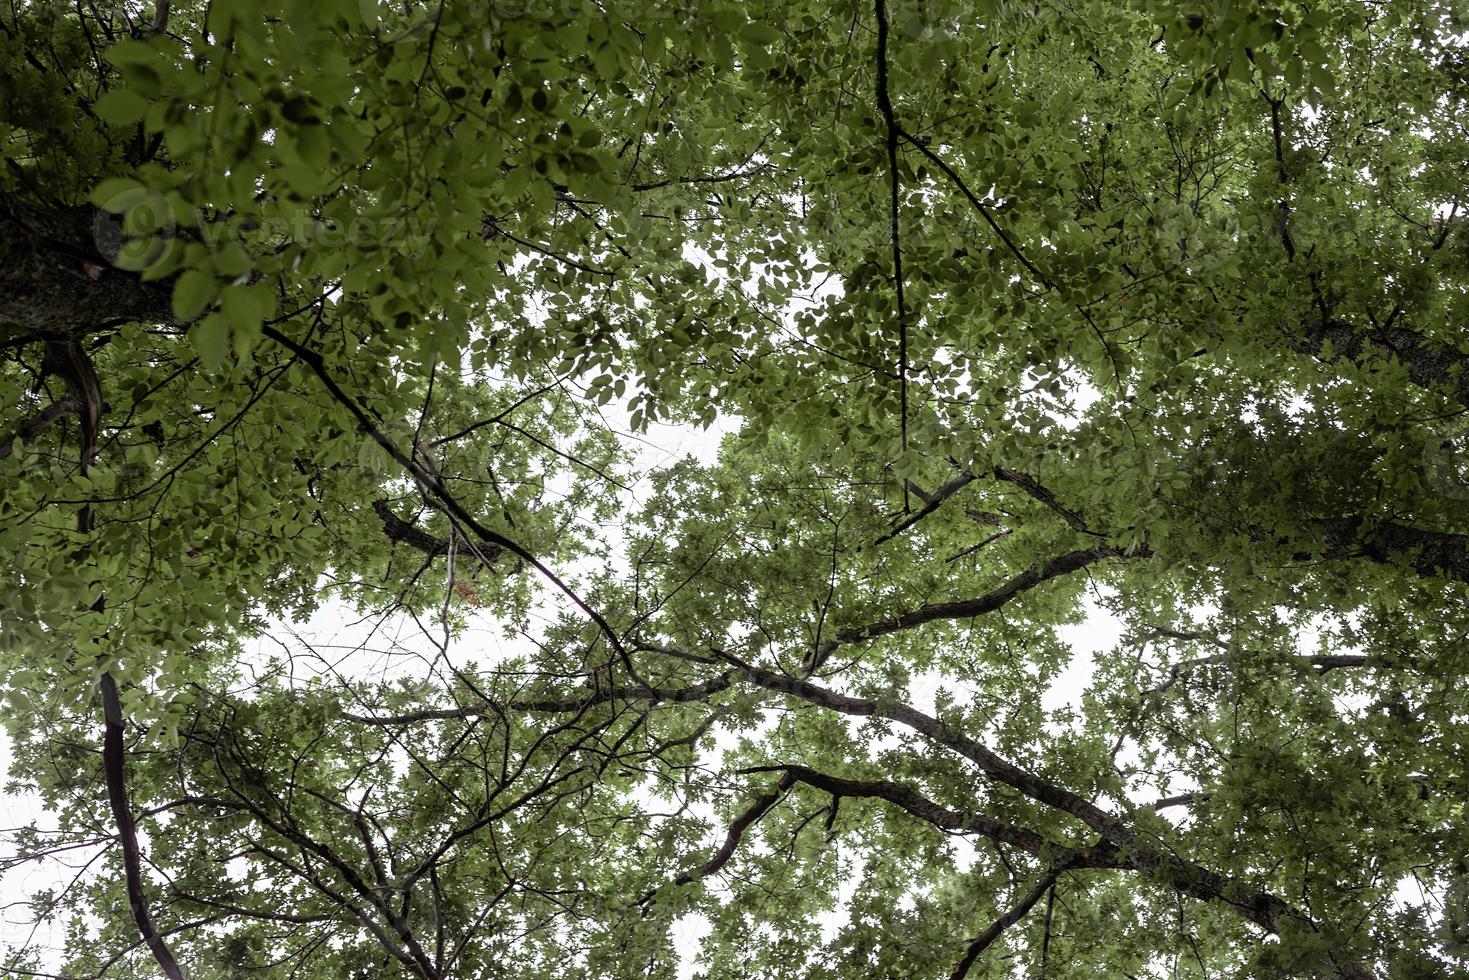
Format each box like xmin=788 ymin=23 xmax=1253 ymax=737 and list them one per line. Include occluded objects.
xmin=145 ymin=0 xmax=170 ymax=37
xmin=261 ymin=322 xmax=650 ymax=689
xmin=1296 ymin=316 xmax=1469 ymax=411
xmin=874 ymin=0 xmax=910 ymax=456
xmin=100 ymin=673 xmax=186 ymax=980
xmin=949 ymin=867 xmax=1067 ymax=980
xmin=0 ymin=192 xmax=173 ymax=340
xmin=804 ymin=544 xmax=1134 ymax=672
xmin=1316 ymin=515 xmax=1469 ymax=584
xmin=895 ymin=129 xmax=1050 ymax=285
xmin=742 ymin=762 xmax=1336 ymax=956
xmin=341 ymin=672 xmax=737 ymax=724
xmin=1142 ymin=652 xmax=1381 ymax=700
xmin=739 ymin=667 xmax=1132 ymax=844
xmin=875 ymin=472 xmax=978 ymax=546
xmin=993 ymin=467 xmax=1107 ymax=538
xmin=0 ymin=396 xmax=77 ymax=460
xmin=641 ymin=772 xmax=797 ymax=904
xmin=1152 ymin=792 xmax=1211 ymax=811
xmin=371 ymin=498 xmax=506 ymax=571
xmin=739 ymin=764 xmax=1081 ymax=859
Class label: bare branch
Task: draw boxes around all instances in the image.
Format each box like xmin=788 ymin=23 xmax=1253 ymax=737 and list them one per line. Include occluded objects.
xmin=100 ymin=673 xmax=186 ymax=980
xmin=805 ymin=544 xmax=1135 ymax=672
xmin=640 ymin=772 xmax=797 ymax=905
xmin=0 ymin=397 xmax=77 ymax=460
xmin=949 ymin=868 xmax=1067 ymax=980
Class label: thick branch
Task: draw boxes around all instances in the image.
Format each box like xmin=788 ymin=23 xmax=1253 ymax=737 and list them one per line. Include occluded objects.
xmin=350 ymin=660 xmax=1358 ymax=967
xmin=100 ymin=673 xmax=186 ymax=980
xmin=1317 ymin=515 xmax=1469 ymax=584
xmin=57 ymin=303 xmax=184 ymax=978
xmin=367 ymin=657 xmax=1130 ymax=847
xmin=146 ymin=1 xmax=171 ymax=36
xmin=1297 ymin=317 xmax=1469 ymax=410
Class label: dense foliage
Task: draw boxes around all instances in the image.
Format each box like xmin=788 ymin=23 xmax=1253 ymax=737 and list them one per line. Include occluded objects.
xmin=2 ymin=0 xmax=1468 ymax=976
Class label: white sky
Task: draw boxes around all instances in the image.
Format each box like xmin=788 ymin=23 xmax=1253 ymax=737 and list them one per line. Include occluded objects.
xmin=0 ymin=402 xmax=1114 ymax=976
xmin=2 ymin=400 xmax=1444 ymax=974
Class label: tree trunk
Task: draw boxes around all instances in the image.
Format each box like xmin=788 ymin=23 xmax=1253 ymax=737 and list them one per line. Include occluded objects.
xmin=0 ymin=191 xmax=172 ymax=341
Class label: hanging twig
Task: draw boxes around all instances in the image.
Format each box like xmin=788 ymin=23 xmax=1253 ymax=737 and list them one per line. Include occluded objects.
xmin=638 ymin=772 xmax=797 ymax=905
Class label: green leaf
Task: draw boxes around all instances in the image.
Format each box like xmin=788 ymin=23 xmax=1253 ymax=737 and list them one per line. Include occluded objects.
xmin=191 ymin=312 xmax=231 ymax=368
xmin=171 ymin=269 xmax=217 ymax=321
xmin=90 ymin=177 xmax=146 ymax=210
xmin=94 ymin=89 xmax=150 ymax=126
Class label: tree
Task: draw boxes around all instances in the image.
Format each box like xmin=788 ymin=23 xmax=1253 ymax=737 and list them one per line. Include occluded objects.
xmin=1 ymin=0 xmax=1467 ymax=976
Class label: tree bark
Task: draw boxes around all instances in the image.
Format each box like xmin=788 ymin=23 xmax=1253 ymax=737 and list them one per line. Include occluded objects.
xmin=1298 ymin=315 xmax=1469 ymax=411
xmin=100 ymin=673 xmax=188 ymax=980
xmin=0 ymin=191 xmax=172 ymax=341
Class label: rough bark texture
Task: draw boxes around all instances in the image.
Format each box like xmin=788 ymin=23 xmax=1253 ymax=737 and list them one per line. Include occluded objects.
xmin=101 ymin=673 xmax=187 ymax=980
xmin=0 ymin=191 xmax=172 ymax=340
xmin=1299 ymin=315 xmax=1469 ymax=410
xmin=1318 ymin=516 xmax=1469 ymax=584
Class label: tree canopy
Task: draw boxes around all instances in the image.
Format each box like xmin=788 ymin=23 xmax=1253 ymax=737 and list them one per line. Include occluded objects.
xmin=2 ymin=0 xmax=1468 ymax=976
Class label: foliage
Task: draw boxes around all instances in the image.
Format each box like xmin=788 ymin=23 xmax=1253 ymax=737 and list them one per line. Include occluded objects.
xmin=2 ymin=0 xmax=1468 ymax=977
